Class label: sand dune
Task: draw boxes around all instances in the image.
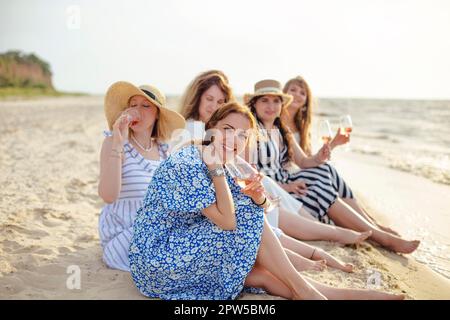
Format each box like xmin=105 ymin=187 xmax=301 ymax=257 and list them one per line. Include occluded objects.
xmin=1 ymin=96 xmax=449 ymax=299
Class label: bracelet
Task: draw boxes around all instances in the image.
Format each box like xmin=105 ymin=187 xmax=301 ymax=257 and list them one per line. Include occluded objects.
xmin=252 ymin=196 xmax=267 ymax=207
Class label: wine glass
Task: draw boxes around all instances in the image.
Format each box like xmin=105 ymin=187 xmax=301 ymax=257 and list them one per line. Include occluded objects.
xmin=318 ymin=120 xmax=333 ymax=145
xmin=225 ymin=156 xmax=276 ymax=211
xmin=126 ymin=109 xmax=141 ymax=127
xmin=339 ymin=115 xmax=353 ymax=151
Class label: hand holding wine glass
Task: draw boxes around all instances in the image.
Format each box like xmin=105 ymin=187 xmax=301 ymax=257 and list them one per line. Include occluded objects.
xmin=225 ymin=157 xmax=276 ymax=211
xmin=339 ymin=115 xmax=353 ymax=150
xmin=340 ymin=115 xmax=353 ymax=137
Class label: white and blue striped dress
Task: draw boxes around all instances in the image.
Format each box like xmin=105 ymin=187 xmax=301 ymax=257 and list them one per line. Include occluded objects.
xmin=98 ymin=132 xmax=168 ymax=271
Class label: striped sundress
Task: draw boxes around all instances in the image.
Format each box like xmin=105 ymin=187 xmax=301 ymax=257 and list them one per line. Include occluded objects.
xmin=292 ymin=132 xmax=354 ymax=199
xmin=98 ymin=131 xmax=168 ymax=271
xmin=253 ymin=123 xmax=351 ymax=224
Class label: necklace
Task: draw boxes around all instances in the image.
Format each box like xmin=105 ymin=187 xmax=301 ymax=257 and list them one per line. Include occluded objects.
xmin=131 ymin=133 xmax=154 ymax=152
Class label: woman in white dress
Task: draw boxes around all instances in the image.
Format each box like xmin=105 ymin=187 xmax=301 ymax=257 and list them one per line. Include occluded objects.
xmin=97 ymin=81 xmax=185 ymax=271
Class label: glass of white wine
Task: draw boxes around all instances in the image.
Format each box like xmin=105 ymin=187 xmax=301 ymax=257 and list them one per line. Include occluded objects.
xmin=318 ymin=120 xmax=333 ymax=145
xmin=225 ymin=156 xmax=276 ymax=211
xmin=339 ymin=115 xmax=353 ymax=151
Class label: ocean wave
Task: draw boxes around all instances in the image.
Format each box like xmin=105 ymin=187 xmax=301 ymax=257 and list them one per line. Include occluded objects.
xmin=388 ymin=155 xmax=450 ymax=186
xmin=351 ymin=146 xmax=383 ymax=156
xmin=351 ymin=147 xmax=450 ymax=186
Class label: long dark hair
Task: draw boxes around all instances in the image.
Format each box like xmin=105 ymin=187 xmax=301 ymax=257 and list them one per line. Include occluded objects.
xmin=247 ymin=96 xmax=295 ymax=165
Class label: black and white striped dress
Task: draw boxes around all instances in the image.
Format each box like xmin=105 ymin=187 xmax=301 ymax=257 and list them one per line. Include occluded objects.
xmin=293 ymin=132 xmax=354 ymax=199
xmin=252 ymin=124 xmax=353 ymax=224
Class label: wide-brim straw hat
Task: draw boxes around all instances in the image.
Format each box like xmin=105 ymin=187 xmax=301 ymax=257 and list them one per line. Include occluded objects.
xmin=244 ymin=79 xmax=293 ymax=107
xmin=104 ymin=81 xmax=185 ymax=137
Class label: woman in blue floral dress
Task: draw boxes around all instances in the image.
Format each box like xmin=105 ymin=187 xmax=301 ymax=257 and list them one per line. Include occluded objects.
xmin=129 ymin=101 xmax=405 ymax=300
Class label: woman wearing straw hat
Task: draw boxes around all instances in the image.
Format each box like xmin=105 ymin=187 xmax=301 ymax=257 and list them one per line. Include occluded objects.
xmin=245 ymin=79 xmax=420 ymax=254
xmin=98 ymin=81 xmax=185 ymax=271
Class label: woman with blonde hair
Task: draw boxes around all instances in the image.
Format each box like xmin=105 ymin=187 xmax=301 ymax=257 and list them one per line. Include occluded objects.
xmin=98 ymin=81 xmax=185 ymax=271
xmin=283 ymin=75 xmax=401 ymax=235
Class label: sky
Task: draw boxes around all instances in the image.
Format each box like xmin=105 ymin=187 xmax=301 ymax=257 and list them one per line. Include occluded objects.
xmin=1 ymin=0 xmax=450 ymax=99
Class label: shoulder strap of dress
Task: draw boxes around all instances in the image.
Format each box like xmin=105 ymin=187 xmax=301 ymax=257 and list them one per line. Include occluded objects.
xmin=158 ymin=141 xmax=169 ymax=160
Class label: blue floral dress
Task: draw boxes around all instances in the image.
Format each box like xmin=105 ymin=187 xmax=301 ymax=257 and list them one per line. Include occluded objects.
xmin=129 ymin=145 xmax=265 ymax=300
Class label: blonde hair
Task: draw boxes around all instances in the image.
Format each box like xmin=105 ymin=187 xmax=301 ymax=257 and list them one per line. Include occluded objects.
xmin=283 ymin=76 xmax=314 ymax=156
xmin=180 ymin=70 xmax=234 ymax=121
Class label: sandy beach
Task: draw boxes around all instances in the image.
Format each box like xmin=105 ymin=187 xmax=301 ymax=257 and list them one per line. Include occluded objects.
xmin=0 ymin=96 xmax=449 ymax=300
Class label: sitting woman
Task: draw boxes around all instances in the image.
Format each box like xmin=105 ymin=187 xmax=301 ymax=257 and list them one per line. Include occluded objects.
xmin=173 ymin=70 xmax=371 ymax=272
xmin=245 ymin=79 xmax=420 ymax=254
xmin=282 ymin=75 xmax=400 ymax=236
xmin=97 ymin=81 xmax=185 ymax=271
xmin=129 ymin=101 xmax=404 ymax=300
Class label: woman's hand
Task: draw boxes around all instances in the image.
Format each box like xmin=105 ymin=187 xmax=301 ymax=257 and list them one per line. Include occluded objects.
xmin=282 ymin=181 xmax=308 ymax=196
xmin=112 ymin=111 xmax=132 ymax=145
xmin=314 ymin=143 xmax=331 ymax=164
xmin=203 ymin=143 xmax=225 ymax=169
xmin=240 ymin=173 xmax=266 ymax=204
xmin=330 ymin=128 xmax=350 ymax=149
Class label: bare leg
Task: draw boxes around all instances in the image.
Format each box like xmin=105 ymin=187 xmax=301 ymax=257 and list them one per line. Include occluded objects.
xmin=304 ymin=277 xmax=405 ymax=300
xmin=327 ymin=200 xmax=420 ymax=254
xmin=296 ymin=207 xmax=316 ymax=221
xmin=284 ymin=248 xmax=327 ymax=272
xmin=244 ymin=266 xmax=292 ymax=299
xmin=253 ymin=219 xmax=327 ymax=299
xmin=279 ymin=234 xmax=354 ymax=273
xmin=245 ymin=266 xmax=403 ymax=300
xmin=279 ymin=207 xmax=371 ymax=245
xmin=341 ymin=198 xmax=401 ymax=236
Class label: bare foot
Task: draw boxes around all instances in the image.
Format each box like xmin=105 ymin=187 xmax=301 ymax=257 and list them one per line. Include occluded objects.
xmin=386 ymin=238 xmax=420 ymax=254
xmin=293 ymin=257 xmax=327 ymax=272
xmin=329 ymin=260 xmax=354 ymax=273
xmin=311 ymin=248 xmax=354 ymax=273
xmin=367 ymin=290 xmax=405 ymax=300
xmin=341 ymin=263 xmax=354 ymax=273
xmin=337 ymin=229 xmax=372 ymax=245
xmin=311 ymin=259 xmax=327 ymax=272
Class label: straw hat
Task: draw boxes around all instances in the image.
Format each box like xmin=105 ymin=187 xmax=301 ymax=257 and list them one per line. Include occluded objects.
xmin=244 ymin=79 xmax=293 ymax=107
xmin=104 ymin=81 xmax=185 ymax=137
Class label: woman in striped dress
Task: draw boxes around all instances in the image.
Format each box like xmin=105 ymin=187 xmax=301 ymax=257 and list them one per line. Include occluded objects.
xmin=282 ymin=75 xmax=401 ymax=236
xmin=246 ymin=79 xmax=420 ymax=254
xmin=97 ymin=81 xmax=185 ymax=271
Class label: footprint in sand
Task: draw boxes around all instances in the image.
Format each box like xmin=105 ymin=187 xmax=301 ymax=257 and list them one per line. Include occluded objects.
xmin=2 ymin=239 xmax=23 ymax=253
xmin=60 ymin=140 xmax=80 ymax=148
xmin=33 ymin=208 xmax=64 ymax=227
xmin=76 ymin=234 xmax=97 ymax=242
xmin=5 ymin=224 xmax=49 ymax=239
